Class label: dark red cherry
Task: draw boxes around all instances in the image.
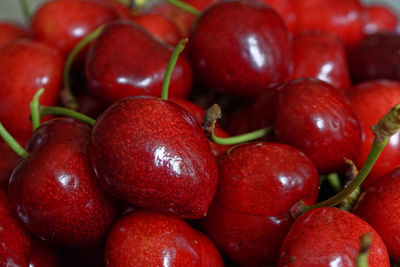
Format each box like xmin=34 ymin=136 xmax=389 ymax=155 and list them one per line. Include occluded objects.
xmin=345 ymin=80 xmax=400 ymax=186
xmin=0 ymin=22 xmax=29 ymax=49
xmin=260 ymin=0 xmax=296 ymax=34
xmin=85 ymin=21 xmax=193 ymax=105
xmin=348 ymin=32 xmax=400 ymax=82
xmin=105 ymin=210 xmax=223 ymax=266
xmin=291 ymin=0 xmax=365 ymax=49
xmin=32 ymin=0 xmax=119 ymax=56
xmin=274 ymin=78 xmax=361 ymax=174
xmin=0 ymin=189 xmax=31 ymax=266
xmin=9 ymin=118 xmax=119 ymax=246
xmin=90 ymin=96 xmax=218 ymax=219
xmin=363 ymin=5 xmax=398 ymax=35
xmin=354 ymin=168 xmax=400 ymax=262
xmin=0 ymin=139 xmax=20 ymax=191
xmin=0 ymin=39 xmax=63 ymax=141
xmin=202 ymin=141 xmax=319 ymax=266
xmin=277 ymin=207 xmax=389 ymax=267
xmin=29 ymin=238 xmax=61 ymax=267
xmin=290 ymin=30 xmax=350 ymax=93
xmin=188 ymin=0 xmax=292 ymax=98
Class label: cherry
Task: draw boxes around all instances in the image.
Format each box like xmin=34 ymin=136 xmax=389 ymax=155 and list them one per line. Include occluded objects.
xmin=133 ymin=13 xmax=182 ymax=46
xmin=0 ymin=189 xmax=31 ymax=266
xmin=0 ymin=139 xmax=20 ymax=191
xmin=274 ymin=78 xmax=361 ymax=174
xmin=85 ymin=21 xmax=193 ymax=105
xmin=188 ymin=0 xmax=292 ymax=98
xmin=345 ymin=80 xmax=400 ymax=186
xmin=348 ymin=32 xmax=400 ymax=83
xmin=277 ymin=207 xmax=389 ymax=267
xmin=202 ymin=141 xmax=319 ymax=266
xmin=29 ymin=238 xmax=62 ymax=267
xmin=354 ymin=167 xmax=400 ymax=262
xmin=8 ymin=118 xmax=119 ymax=246
xmin=0 ymin=39 xmax=63 ymax=141
xmin=362 ymin=5 xmax=398 ymax=35
xmin=260 ymin=0 xmax=296 ymax=34
xmin=290 ymin=30 xmax=351 ymax=93
xmin=291 ymin=0 xmax=365 ymax=49
xmin=105 ymin=210 xmax=223 ymax=266
xmin=0 ymin=22 xmax=29 ymax=49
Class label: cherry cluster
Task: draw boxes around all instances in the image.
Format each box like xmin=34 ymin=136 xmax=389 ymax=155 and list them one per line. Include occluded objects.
xmin=0 ymin=0 xmax=400 ymax=266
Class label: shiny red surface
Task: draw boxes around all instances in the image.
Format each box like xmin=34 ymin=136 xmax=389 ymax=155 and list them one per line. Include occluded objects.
xmin=363 ymin=5 xmax=398 ymax=34
xmin=277 ymin=207 xmax=389 ymax=267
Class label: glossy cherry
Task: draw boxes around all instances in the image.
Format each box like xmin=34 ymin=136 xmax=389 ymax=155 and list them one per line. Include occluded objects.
xmin=354 ymin=167 xmax=400 ymax=262
xmin=90 ymin=96 xmax=218 ymax=219
xmin=290 ymin=30 xmax=350 ymax=93
xmin=348 ymin=32 xmax=400 ymax=82
xmin=277 ymin=207 xmax=389 ymax=267
xmin=188 ymin=0 xmax=292 ymax=98
xmin=363 ymin=5 xmax=398 ymax=35
xmin=345 ymin=80 xmax=400 ymax=186
xmin=85 ymin=21 xmax=193 ymax=105
xmin=274 ymin=78 xmax=361 ymax=174
xmin=0 ymin=22 xmax=29 ymax=49
xmin=0 ymin=39 xmax=63 ymax=141
xmin=0 ymin=189 xmax=31 ymax=266
xmin=202 ymin=141 xmax=319 ymax=266
xmin=9 ymin=118 xmax=119 ymax=246
xmin=105 ymin=210 xmax=223 ymax=266
xmin=291 ymin=0 xmax=364 ymax=49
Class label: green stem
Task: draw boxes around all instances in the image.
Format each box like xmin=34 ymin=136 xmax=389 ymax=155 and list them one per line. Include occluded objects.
xmin=20 ymin=0 xmax=31 ymax=21
xmin=29 ymin=88 xmax=45 ymax=131
xmin=0 ymin=123 xmax=28 ymax=158
xmin=39 ymin=106 xmax=96 ymax=127
xmin=161 ymin=38 xmax=188 ymax=100
xmin=163 ymin=0 xmax=200 ymax=16
xmin=355 ymin=233 xmax=372 ymax=267
xmin=62 ymin=25 xmax=104 ymax=109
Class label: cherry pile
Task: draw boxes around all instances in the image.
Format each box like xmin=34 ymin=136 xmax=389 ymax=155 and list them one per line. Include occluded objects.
xmin=0 ymin=0 xmax=400 ymax=266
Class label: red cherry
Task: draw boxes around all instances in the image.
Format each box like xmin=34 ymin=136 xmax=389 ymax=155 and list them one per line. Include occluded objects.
xmin=0 ymin=39 xmax=63 ymax=141
xmin=188 ymin=0 xmax=292 ymax=98
xmin=290 ymin=30 xmax=351 ymax=93
xmin=277 ymin=207 xmax=389 ymax=267
xmin=354 ymin=168 xmax=400 ymax=262
xmin=345 ymin=80 xmax=400 ymax=186
xmin=363 ymin=5 xmax=398 ymax=35
xmin=133 ymin=14 xmax=182 ymax=46
xmin=85 ymin=21 xmax=193 ymax=105
xmin=0 ymin=22 xmax=29 ymax=49
xmin=9 ymin=118 xmax=119 ymax=246
xmin=274 ymin=78 xmax=361 ymax=174
xmin=105 ymin=210 xmax=222 ymax=266
xmin=291 ymin=0 xmax=365 ymax=49
xmin=0 ymin=139 xmax=20 ymax=191
xmin=29 ymin=238 xmax=61 ymax=267
xmin=202 ymin=141 xmax=319 ymax=266
xmin=0 ymin=189 xmax=31 ymax=266
xmin=90 ymin=96 xmax=218 ymax=219
xmin=261 ymin=0 xmax=296 ymax=34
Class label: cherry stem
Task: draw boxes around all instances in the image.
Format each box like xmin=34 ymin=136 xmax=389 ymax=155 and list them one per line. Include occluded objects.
xmin=62 ymin=25 xmax=105 ymax=109
xmin=202 ymin=104 xmax=273 ymax=145
xmin=39 ymin=106 xmax=96 ymax=127
xmin=355 ymin=233 xmax=372 ymax=267
xmin=19 ymin=0 xmax=31 ymax=21
xmin=0 ymin=123 xmax=28 ymax=158
xmin=29 ymin=88 xmax=44 ymax=131
xmin=160 ymin=38 xmax=188 ymax=100
xmin=294 ymin=104 xmax=400 ymax=217
xmin=163 ymin=0 xmax=200 ymax=16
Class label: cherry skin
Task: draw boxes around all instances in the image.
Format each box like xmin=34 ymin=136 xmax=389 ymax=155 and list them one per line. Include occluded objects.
xmin=0 ymin=189 xmax=31 ymax=266
xmin=362 ymin=5 xmax=398 ymax=35
xmin=260 ymin=0 xmax=296 ymax=34
xmin=90 ymin=96 xmax=218 ymax=219
xmin=202 ymin=141 xmax=319 ymax=266
xmin=105 ymin=210 xmax=223 ymax=267
xmin=133 ymin=13 xmax=182 ymax=46
xmin=354 ymin=168 xmax=400 ymax=262
xmin=32 ymin=0 xmax=119 ymax=56
xmin=188 ymin=0 xmax=292 ymax=98
xmin=348 ymin=32 xmax=400 ymax=83
xmin=274 ymin=78 xmax=361 ymax=174
xmin=0 ymin=22 xmax=29 ymax=49
xmin=85 ymin=21 xmax=193 ymax=105
xmin=0 ymin=39 xmax=63 ymax=141
xmin=9 ymin=118 xmax=119 ymax=246
xmin=345 ymin=80 xmax=400 ymax=186
xmin=29 ymin=238 xmax=62 ymax=267
xmin=290 ymin=30 xmax=350 ymax=93
xmin=277 ymin=207 xmax=389 ymax=267
xmin=0 ymin=139 xmax=20 ymax=191
xmin=291 ymin=0 xmax=365 ymax=49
